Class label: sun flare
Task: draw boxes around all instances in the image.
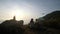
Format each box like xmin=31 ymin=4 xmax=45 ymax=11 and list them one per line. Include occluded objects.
xmin=11 ymin=8 xmax=26 ymax=20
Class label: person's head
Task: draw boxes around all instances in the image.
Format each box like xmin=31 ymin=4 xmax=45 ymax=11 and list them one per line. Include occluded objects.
xmin=30 ymin=18 xmax=34 ymax=22
xmin=31 ymin=18 xmax=33 ymax=21
xmin=36 ymin=19 xmax=38 ymax=21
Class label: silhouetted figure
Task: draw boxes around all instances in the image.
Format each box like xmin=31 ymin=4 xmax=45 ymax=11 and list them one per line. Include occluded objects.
xmin=13 ymin=16 xmax=16 ymax=21
xmin=35 ymin=19 xmax=39 ymax=23
xmin=34 ymin=19 xmax=40 ymax=29
xmin=29 ymin=18 xmax=34 ymax=28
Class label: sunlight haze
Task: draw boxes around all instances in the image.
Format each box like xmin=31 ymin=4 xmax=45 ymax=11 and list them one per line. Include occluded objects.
xmin=0 ymin=0 xmax=60 ymax=24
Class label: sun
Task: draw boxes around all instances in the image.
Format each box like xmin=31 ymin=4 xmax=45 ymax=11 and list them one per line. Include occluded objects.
xmin=11 ymin=6 xmax=30 ymax=21
xmin=11 ymin=8 xmax=25 ymax=20
xmin=15 ymin=11 xmax=25 ymax=20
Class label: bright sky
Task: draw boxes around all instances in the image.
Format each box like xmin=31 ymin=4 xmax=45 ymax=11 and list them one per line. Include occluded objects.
xmin=0 ymin=0 xmax=60 ymax=24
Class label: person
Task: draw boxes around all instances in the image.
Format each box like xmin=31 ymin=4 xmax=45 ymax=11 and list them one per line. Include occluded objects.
xmin=34 ymin=19 xmax=39 ymax=29
xmin=35 ymin=19 xmax=39 ymax=23
xmin=29 ymin=18 xmax=34 ymax=28
xmin=13 ymin=16 xmax=16 ymax=20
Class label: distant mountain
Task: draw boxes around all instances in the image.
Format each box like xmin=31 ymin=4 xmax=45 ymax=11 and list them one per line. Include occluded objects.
xmin=42 ymin=10 xmax=60 ymax=29
xmin=0 ymin=18 xmax=24 ymax=34
xmin=44 ymin=10 xmax=60 ymax=22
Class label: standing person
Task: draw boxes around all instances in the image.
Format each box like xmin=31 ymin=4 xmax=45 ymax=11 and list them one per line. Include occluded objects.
xmin=35 ymin=19 xmax=39 ymax=29
xmin=35 ymin=19 xmax=39 ymax=24
xmin=29 ymin=18 xmax=34 ymax=28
